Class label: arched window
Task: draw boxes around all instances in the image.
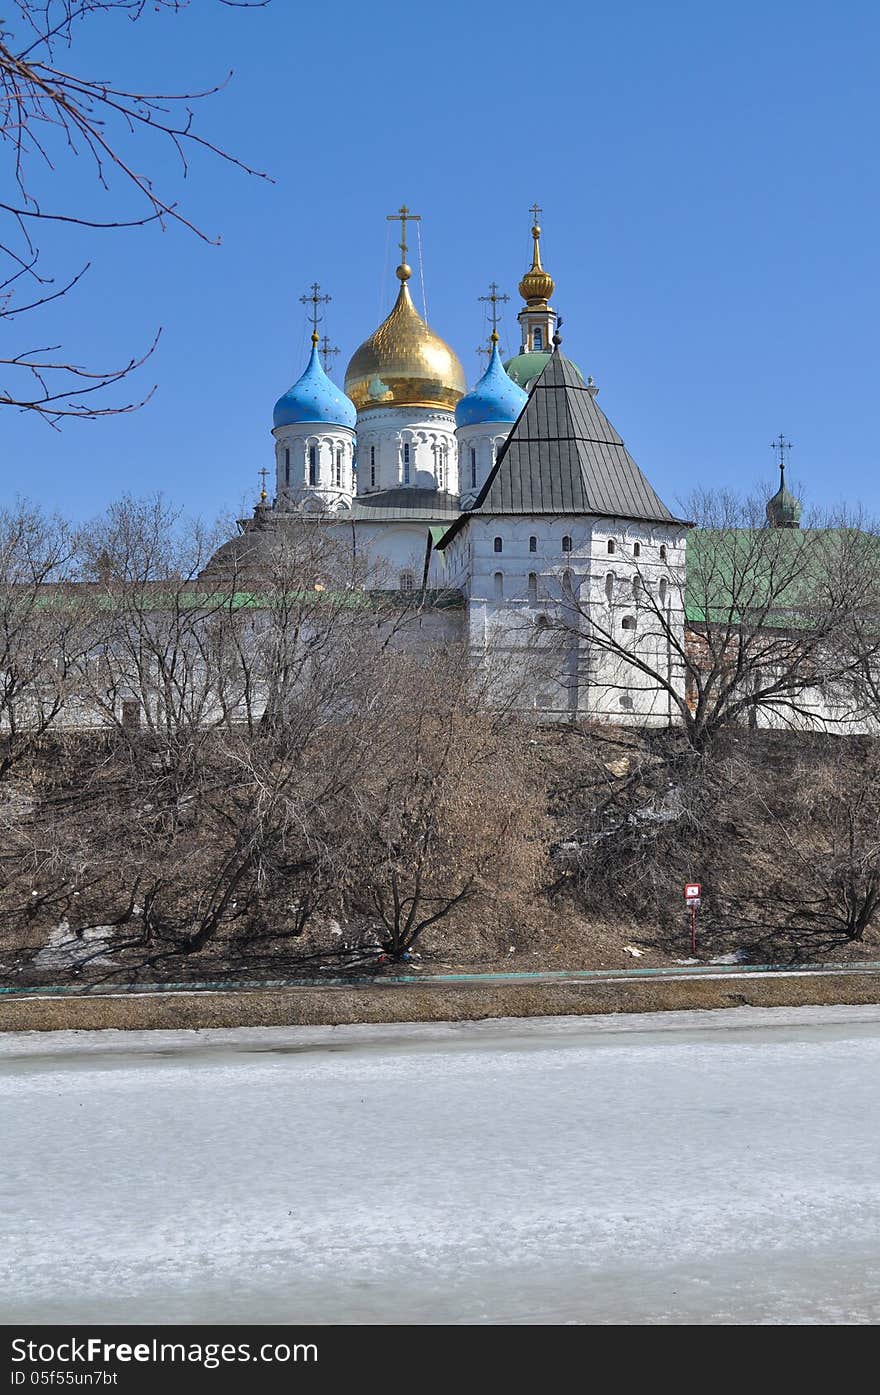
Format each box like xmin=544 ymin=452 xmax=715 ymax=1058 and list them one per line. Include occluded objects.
xmin=607 ymin=539 xmax=616 ymax=555
xmin=621 ymin=615 xmax=636 ymax=630
xmin=529 ymin=535 xmax=537 ymax=553
xmin=470 ymin=447 xmax=477 ymax=489
xmin=370 ymin=445 xmax=376 ymax=489
xmin=562 ymin=535 xmax=572 ymax=553
xmin=493 ymin=536 xmax=503 ymax=553
xmin=659 ymin=577 xmax=669 ymax=605
xmin=308 ymin=446 xmax=318 ymax=486
xmin=633 ymin=542 xmax=641 ymax=558
xmin=605 ymin=572 xmax=615 ymax=603
xmin=284 ymin=447 xmax=290 ymax=487
xmin=562 ymin=569 xmax=576 ymax=601
xmin=633 ymin=574 xmax=641 ymax=599
xmin=660 ymin=544 xmax=667 ymax=561
xmin=528 ymin=572 xmax=538 ymax=605
xmin=403 ymin=442 xmax=411 ymax=485
xmin=437 ymin=446 xmax=445 ymax=492
xmin=399 ymin=570 xmax=415 ymax=592
xmin=335 ymin=447 xmax=343 ymax=488
xmin=493 ymin=571 xmax=504 ymax=600
xmin=533 ymin=327 xmax=543 ymax=350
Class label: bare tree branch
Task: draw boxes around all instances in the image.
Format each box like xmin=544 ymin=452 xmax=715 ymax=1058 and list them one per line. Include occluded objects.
xmin=1 ymin=0 xmax=271 ymax=423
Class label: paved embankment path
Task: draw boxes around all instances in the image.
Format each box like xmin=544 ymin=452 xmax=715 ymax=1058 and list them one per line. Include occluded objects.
xmin=3 ymin=962 xmax=880 ymax=1030
xmin=2 ymin=1005 xmax=880 ymax=1324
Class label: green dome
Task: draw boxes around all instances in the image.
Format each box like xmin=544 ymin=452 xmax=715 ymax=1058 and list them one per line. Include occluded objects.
xmin=766 ymin=470 xmax=802 ymax=529
xmin=504 ymin=349 xmax=584 ymax=390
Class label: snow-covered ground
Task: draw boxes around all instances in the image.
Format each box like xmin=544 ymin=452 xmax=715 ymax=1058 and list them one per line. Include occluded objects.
xmin=2 ymin=1005 xmax=880 ymax=1325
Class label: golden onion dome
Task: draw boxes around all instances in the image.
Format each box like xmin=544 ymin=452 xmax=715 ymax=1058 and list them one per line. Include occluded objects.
xmin=518 ymin=222 xmax=555 ymax=307
xmin=344 ymin=265 xmax=466 ymax=413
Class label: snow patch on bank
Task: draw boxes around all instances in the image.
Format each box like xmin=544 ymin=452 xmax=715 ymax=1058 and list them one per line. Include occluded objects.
xmin=34 ymin=921 xmax=116 ymax=971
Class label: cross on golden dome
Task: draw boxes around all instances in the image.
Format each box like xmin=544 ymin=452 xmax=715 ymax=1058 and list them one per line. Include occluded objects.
xmin=386 ymin=204 xmax=421 ymax=282
xmin=519 ymin=204 xmax=554 ymax=307
xmin=344 ymin=209 xmax=464 ymax=412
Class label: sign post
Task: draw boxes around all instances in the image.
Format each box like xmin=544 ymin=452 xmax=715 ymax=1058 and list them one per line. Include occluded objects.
xmin=684 ymin=883 xmax=702 ymax=954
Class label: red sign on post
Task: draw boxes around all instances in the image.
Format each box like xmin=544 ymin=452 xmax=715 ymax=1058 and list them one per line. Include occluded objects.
xmin=684 ymin=883 xmax=702 ymax=953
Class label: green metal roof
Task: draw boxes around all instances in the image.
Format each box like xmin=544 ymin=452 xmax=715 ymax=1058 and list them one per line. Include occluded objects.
xmin=683 ymin=527 xmax=872 ymax=627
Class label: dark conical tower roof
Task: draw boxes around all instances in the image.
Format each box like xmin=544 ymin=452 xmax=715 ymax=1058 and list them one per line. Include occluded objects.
xmin=464 ymin=351 xmax=682 ymax=523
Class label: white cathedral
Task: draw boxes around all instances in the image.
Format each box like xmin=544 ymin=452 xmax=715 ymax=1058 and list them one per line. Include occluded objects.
xmin=213 ymin=208 xmax=692 ymax=721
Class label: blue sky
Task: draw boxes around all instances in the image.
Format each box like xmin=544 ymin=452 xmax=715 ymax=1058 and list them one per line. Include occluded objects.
xmin=2 ymin=0 xmax=878 ymax=522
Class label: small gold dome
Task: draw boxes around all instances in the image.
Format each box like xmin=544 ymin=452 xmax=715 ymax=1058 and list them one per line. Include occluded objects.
xmin=518 ymin=222 xmax=555 ymax=307
xmin=345 ymin=280 xmax=466 ymax=413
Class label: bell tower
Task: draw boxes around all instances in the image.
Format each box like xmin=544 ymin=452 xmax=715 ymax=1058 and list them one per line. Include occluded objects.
xmin=517 ymin=205 xmax=556 ymax=354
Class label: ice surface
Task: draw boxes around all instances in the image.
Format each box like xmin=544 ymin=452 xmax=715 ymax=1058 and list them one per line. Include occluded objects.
xmin=2 ymin=1005 xmax=880 ymax=1325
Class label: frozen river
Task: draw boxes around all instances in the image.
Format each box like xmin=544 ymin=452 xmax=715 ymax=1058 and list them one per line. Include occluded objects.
xmin=2 ymin=1004 xmax=880 ymax=1325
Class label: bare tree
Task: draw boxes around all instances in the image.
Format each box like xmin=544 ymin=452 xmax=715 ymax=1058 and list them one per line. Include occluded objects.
xmin=1 ymin=0 xmax=268 ymax=423
xmin=345 ymin=651 xmax=547 ymax=960
xmin=756 ymin=739 xmax=880 ymax=944
xmin=13 ymin=501 xmax=409 ymax=966
xmin=546 ymin=490 xmax=879 ymax=749
xmin=0 ymin=499 xmax=93 ymax=780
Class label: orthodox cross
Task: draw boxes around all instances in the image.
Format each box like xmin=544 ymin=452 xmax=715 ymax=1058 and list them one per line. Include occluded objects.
xmin=529 ymin=202 xmax=543 ymax=226
xmin=386 ymin=204 xmax=420 ymax=266
xmin=771 ymin=433 xmax=793 ymax=471
xmin=300 ymin=282 xmax=331 ymax=342
xmin=479 ymin=281 xmax=510 ymax=345
xmin=258 ymin=467 xmax=269 ymax=502
xmin=319 ymin=334 xmax=340 ymax=373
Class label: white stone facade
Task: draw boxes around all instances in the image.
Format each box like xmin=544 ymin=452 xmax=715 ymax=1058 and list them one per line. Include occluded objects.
xmin=273 ymin=422 xmax=356 ymax=513
xmin=356 ymin=408 xmax=459 ymax=495
xmin=438 ymin=514 xmax=689 ymax=724
xmin=347 ymin=521 xmax=434 ymax=589
xmin=455 ymin=423 xmax=511 ymax=507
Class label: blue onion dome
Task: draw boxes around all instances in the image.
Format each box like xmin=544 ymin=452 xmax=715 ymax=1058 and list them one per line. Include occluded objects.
xmin=455 ymin=342 xmax=528 ymax=428
xmin=273 ymin=337 xmax=357 ymax=430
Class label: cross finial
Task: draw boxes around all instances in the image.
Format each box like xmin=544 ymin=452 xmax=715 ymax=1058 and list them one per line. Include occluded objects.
xmin=529 ymin=203 xmax=543 ymax=227
xmin=319 ymin=334 xmax=339 ymax=373
xmin=771 ymin=432 xmax=793 ymax=472
xmin=300 ymin=281 xmax=331 ymax=346
xmin=386 ymin=203 xmax=421 ymax=274
xmin=478 ymin=280 xmax=510 ymax=345
xmin=258 ymin=466 xmax=269 ymax=502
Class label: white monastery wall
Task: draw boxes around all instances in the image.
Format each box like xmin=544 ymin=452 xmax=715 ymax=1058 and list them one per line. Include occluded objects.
xmin=443 ymin=514 xmax=689 ymax=723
